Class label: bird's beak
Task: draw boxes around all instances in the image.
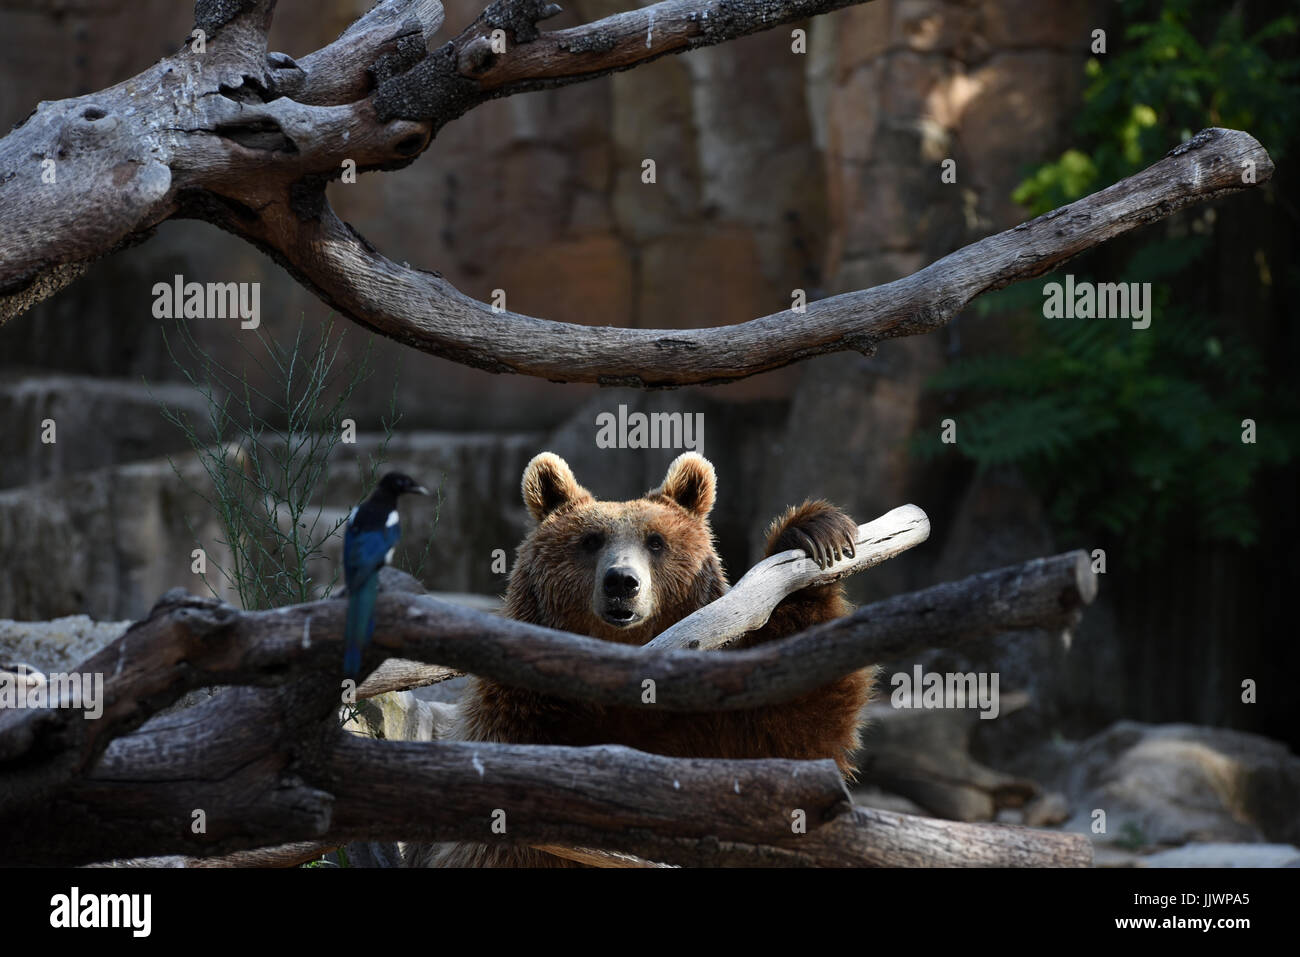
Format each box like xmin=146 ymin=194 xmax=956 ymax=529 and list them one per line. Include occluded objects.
xmin=413 ymin=486 xmax=430 ymax=496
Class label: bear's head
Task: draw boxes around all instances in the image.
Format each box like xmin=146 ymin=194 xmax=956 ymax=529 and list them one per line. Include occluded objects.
xmin=507 ymin=452 xmax=726 ymax=644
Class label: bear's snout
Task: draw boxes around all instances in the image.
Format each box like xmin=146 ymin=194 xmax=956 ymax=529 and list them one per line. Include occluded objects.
xmin=593 ymin=540 xmax=655 ymax=629
xmin=602 ymin=566 xmax=641 ymax=599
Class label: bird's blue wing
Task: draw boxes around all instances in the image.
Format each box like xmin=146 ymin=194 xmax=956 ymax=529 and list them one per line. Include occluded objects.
xmin=342 ymin=520 xmax=402 ymax=676
xmin=344 ymin=523 xmax=396 ymax=587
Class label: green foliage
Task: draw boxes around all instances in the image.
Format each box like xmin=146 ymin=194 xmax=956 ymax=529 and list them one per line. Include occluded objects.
xmin=156 ymin=318 xmax=405 ymax=610
xmin=1014 ymin=0 xmax=1300 ymax=216
xmin=302 ymin=847 xmax=349 ymax=868
xmin=915 ymin=1 xmax=1300 ymax=557
xmin=917 ymin=280 xmax=1290 ymax=552
xmin=1115 ymin=821 xmax=1149 ymax=851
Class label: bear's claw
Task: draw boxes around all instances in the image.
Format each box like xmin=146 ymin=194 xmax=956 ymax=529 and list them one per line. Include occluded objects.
xmin=769 ymin=501 xmax=858 ymax=570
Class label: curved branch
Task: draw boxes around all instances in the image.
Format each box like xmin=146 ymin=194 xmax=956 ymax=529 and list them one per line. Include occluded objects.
xmin=208 ymin=127 xmax=1273 ymax=386
xmin=646 ymin=504 xmax=931 ymax=651
xmin=0 ymin=0 xmax=866 ymax=323
xmin=0 ymin=0 xmax=1272 ymax=390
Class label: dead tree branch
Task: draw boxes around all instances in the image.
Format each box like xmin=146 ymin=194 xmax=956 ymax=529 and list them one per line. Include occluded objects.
xmin=10 ymin=683 xmax=1090 ymax=867
xmin=0 ymin=549 xmax=1095 ymax=828
xmin=372 ymin=0 xmax=869 ymax=130
xmin=0 ymin=1 xmax=1273 ymax=384
xmin=646 ymin=504 xmax=930 ymax=651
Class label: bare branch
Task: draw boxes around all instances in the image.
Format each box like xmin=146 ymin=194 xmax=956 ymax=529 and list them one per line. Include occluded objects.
xmin=528 ymin=845 xmax=674 ymax=867
xmin=15 ymin=697 xmax=1089 ymax=867
xmin=0 ymin=0 xmax=1272 ymax=388
xmin=0 ymin=550 xmax=1094 ymax=821
xmin=646 ymin=504 xmax=930 ymax=652
xmin=196 ymin=127 xmax=1273 ymax=385
xmin=372 ymin=0 xmax=866 ymax=128
xmin=0 ymin=0 xmax=870 ymax=323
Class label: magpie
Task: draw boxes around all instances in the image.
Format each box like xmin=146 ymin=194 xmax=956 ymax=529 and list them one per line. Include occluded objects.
xmin=343 ymin=471 xmax=428 ymax=677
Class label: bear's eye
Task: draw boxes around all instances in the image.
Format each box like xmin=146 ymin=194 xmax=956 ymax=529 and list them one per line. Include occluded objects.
xmin=646 ymin=532 xmax=666 ymax=553
xmin=580 ymin=532 xmax=605 ymax=553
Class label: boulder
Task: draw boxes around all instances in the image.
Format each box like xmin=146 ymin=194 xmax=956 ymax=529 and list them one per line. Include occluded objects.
xmin=854 ymin=691 xmax=1044 ymax=821
xmin=1059 ymin=721 xmax=1300 ymax=847
xmin=1140 ymin=843 xmax=1300 ymax=868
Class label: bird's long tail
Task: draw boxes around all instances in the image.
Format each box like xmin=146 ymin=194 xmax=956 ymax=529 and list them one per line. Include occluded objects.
xmin=344 ymin=576 xmax=379 ymax=677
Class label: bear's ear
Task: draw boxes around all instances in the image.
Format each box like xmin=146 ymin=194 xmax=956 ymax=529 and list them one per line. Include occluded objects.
xmin=653 ymin=453 xmax=716 ymax=519
xmin=522 ymin=452 xmax=591 ymax=523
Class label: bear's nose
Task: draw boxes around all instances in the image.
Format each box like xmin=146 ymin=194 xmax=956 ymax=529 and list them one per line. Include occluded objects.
xmin=603 ymin=567 xmax=641 ymax=599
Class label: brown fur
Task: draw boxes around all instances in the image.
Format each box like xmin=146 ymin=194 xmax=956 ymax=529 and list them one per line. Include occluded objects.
xmin=421 ymin=452 xmax=874 ymax=867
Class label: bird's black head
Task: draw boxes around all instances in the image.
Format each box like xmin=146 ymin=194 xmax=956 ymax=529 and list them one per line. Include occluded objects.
xmin=378 ymin=472 xmax=429 ymax=497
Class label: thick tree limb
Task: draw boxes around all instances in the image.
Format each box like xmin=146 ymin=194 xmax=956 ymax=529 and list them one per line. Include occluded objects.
xmin=0 ymin=1 xmax=1273 ymax=387
xmin=0 ymin=550 xmax=1094 ymax=822
xmin=0 ymin=0 xmax=432 ymax=320
xmin=292 ymin=0 xmax=446 ymax=106
xmin=2 ymin=0 xmax=869 ymax=324
xmin=646 ymin=504 xmax=930 ymax=651
xmin=191 ymin=127 xmax=1274 ymax=385
xmin=529 ymin=845 xmax=674 ymax=867
xmin=88 ymin=841 xmax=341 ymax=868
xmin=11 ymin=685 xmax=1089 ymax=867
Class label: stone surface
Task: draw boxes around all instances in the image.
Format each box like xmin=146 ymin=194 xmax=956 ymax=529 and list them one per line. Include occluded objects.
xmin=0 ymin=430 xmax=541 ymax=620
xmin=1140 ymin=843 xmax=1300 ymax=868
xmin=0 ymin=614 xmax=130 ymax=672
xmin=0 ymin=375 xmax=212 ymax=490
xmin=850 ymin=785 xmax=929 ymax=816
xmin=1058 ymin=721 xmax=1300 ymax=847
xmin=853 ymin=692 xmax=1040 ymax=821
xmin=0 ymin=455 xmax=232 ymax=621
xmin=1023 ymin=790 xmax=1071 ymax=828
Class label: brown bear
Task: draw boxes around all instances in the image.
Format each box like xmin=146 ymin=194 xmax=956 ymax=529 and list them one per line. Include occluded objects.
xmin=420 ymin=451 xmax=873 ymax=867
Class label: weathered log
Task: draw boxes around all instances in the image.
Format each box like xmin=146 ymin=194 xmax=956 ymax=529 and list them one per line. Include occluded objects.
xmin=0 ymin=550 xmax=1095 ymax=819
xmin=357 ymin=659 xmax=462 ymax=698
xmin=0 ymin=2 xmax=1272 ymax=386
xmin=1 ymin=0 xmax=872 ymax=326
xmin=10 ymin=686 xmax=1090 ymax=867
